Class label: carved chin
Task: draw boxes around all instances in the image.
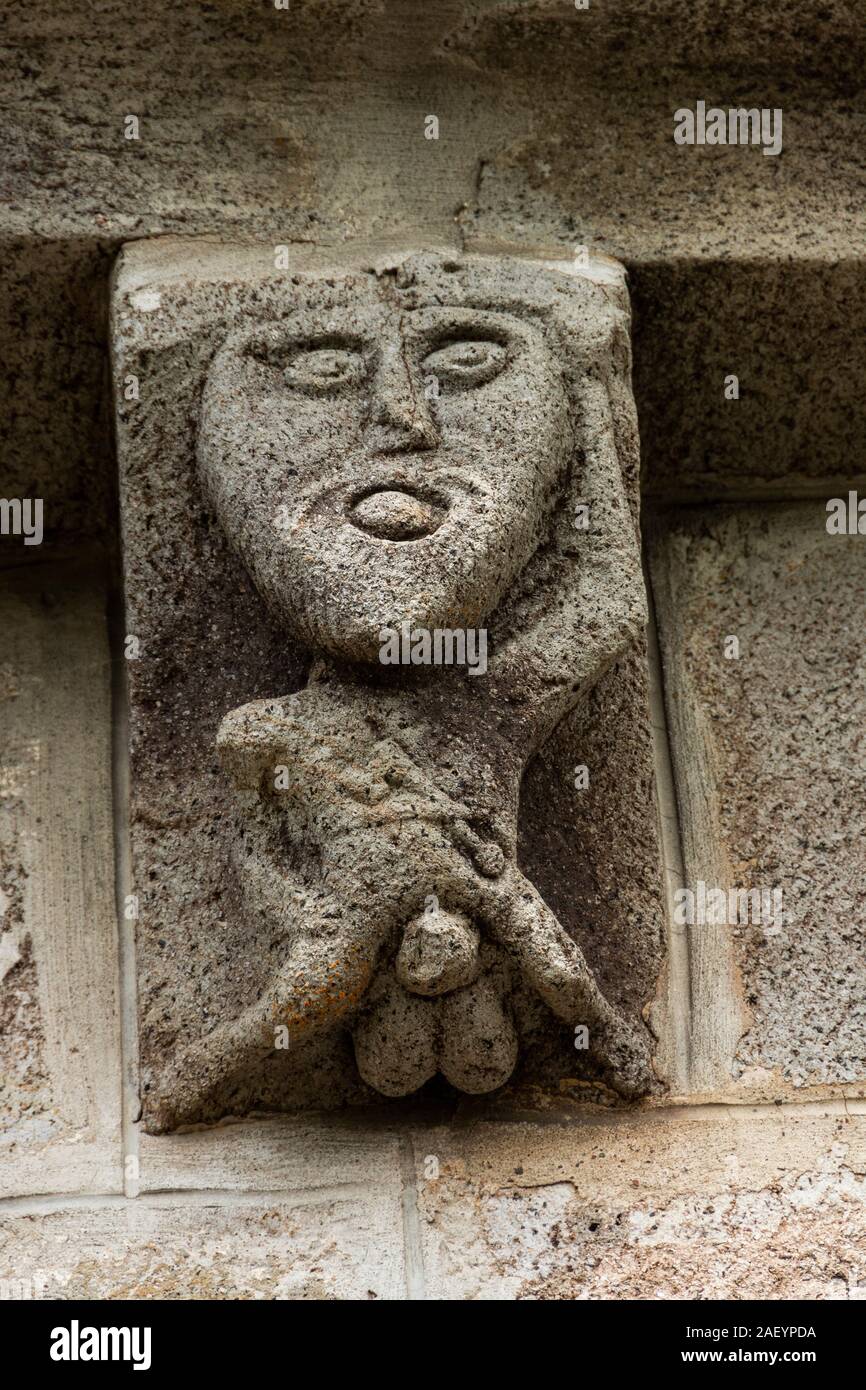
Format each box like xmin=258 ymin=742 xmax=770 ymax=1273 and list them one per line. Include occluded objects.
xmin=261 ymin=512 xmax=521 ymax=663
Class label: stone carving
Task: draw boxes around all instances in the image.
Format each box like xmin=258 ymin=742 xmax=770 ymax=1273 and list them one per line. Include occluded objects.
xmin=130 ymin=249 xmax=654 ymax=1129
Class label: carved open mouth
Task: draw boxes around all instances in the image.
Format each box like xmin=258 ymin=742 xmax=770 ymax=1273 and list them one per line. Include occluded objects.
xmin=346 ymin=486 xmax=447 ymax=541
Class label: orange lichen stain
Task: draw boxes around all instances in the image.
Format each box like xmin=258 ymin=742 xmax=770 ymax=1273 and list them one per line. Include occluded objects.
xmin=265 ymin=958 xmax=369 ymax=1040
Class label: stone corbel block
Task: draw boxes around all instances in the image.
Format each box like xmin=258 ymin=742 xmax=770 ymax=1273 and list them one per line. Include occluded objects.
xmin=111 ymin=238 xmax=667 ymax=1131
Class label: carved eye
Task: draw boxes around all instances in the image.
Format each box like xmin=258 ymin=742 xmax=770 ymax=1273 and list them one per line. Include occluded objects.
xmin=422 ymin=339 xmax=507 ymax=389
xmin=283 ymin=346 xmax=365 ymax=393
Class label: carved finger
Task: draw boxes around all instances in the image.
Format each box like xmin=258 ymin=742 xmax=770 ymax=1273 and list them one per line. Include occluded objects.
xmin=147 ymin=870 xmax=388 ymax=1131
xmin=478 ymin=865 xmax=653 ymax=1097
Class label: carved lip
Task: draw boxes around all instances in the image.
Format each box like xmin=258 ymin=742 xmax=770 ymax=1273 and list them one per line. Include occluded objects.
xmin=346 ymin=485 xmax=448 ymax=542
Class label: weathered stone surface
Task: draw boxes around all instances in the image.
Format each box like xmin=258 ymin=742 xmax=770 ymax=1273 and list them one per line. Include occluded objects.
xmin=0 ymin=239 xmax=115 ymax=545
xmin=631 ymin=263 xmax=866 ymax=499
xmin=411 ymin=1105 xmax=866 ymax=1300
xmin=113 ymin=238 xmax=666 ymax=1130
xmin=6 ymin=0 xmax=862 ymax=1307
xmin=2 ymin=1104 xmax=863 ymax=1299
xmin=455 ymin=0 xmax=864 ymax=266
xmin=519 ymin=643 xmax=666 ymax=1042
xmin=0 ymin=560 xmax=122 ymax=1197
xmin=135 ymin=1115 xmax=403 ymax=1196
xmin=0 ymin=1187 xmax=406 ymax=1300
xmin=649 ymin=501 xmax=866 ymax=1096
xmin=446 ymin=7 xmax=866 ymax=498
xmin=8 ymin=1 xmax=863 ymax=259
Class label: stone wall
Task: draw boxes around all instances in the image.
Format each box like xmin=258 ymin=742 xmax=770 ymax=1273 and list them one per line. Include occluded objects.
xmin=1 ymin=0 xmax=864 ymax=1299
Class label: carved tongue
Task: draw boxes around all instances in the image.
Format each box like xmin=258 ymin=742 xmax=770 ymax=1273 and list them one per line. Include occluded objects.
xmin=349 ymin=489 xmax=443 ymax=540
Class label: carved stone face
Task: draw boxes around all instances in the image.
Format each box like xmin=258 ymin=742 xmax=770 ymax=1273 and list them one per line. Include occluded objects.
xmin=198 ymin=276 xmax=571 ymax=661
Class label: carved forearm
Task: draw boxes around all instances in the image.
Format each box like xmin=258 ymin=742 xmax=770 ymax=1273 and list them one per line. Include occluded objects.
xmin=492 ymin=373 xmax=646 ymax=740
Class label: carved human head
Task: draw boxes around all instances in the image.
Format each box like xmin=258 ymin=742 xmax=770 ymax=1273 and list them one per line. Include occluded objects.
xmin=198 ymin=250 xmax=626 ymax=662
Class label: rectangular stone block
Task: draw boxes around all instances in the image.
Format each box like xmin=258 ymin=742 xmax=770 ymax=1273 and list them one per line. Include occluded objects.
xmin=0 ymin=560 xmax=122 ymax=1197
xmin=136 ymin=1115 xmax=403 ymax=1195
xmin=411 ymin=1104 xmax=866 ymax=1300
xmin=649 ymin=500 xmax=866 ymax=1097
xmin=0 ymin=1186 xmax=407 ymax=1300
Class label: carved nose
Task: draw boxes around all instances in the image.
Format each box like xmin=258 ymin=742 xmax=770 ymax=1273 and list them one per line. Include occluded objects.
xmin=395 ymin=910 xmax=480 ymax=997
xmin=367 ymin=344 xmax=438 ymax=453
xmin=370 ymin=405 xmax=438 ymax=453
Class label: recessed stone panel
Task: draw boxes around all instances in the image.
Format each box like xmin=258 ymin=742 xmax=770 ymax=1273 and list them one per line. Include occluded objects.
xmin=650 ymin=501 xmax=866 ymax=1095
xmin=0 ymin=561 xmax=122 ymax=1197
